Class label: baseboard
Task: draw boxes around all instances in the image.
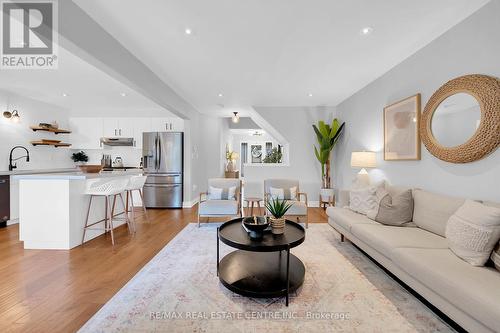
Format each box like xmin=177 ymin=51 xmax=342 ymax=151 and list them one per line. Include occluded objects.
xmin=7 ymin=218 xmax=19 ymax=226
xmin=182 ymin=199 xmax=198 ymax=208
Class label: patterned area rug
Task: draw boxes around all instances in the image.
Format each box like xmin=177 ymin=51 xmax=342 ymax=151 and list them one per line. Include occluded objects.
xmin=79 ymin=223 xmax=454 ymax=332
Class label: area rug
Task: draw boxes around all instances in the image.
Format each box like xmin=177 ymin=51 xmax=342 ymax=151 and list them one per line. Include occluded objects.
xmin=79 ymin=223 xmax=454 ymax=332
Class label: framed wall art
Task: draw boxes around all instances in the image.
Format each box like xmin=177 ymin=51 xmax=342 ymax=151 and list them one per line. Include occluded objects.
xmin=384 ymin=94 xmax=421 ymax=160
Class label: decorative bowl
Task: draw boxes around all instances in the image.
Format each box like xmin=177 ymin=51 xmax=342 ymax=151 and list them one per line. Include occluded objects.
xmin=78 ymin=165 xmax=103 ymax=173
xmin=243 ymin=216 xmax=269 ymax=239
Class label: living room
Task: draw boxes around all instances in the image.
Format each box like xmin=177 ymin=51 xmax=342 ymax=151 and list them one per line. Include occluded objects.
xmin=0 ymin=1 xmax=499 ymax=332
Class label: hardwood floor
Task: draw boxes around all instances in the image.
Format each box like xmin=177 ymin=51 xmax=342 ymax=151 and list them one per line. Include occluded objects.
xmin=0 ymin=206 xmax=328 ymax=333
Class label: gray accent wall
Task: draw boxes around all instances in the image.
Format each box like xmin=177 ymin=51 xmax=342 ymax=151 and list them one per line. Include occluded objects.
xmin=333 ymin=0 xmax=500 ymax=202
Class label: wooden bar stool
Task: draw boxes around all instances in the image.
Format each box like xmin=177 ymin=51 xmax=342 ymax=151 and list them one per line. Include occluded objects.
xmin=82 ymin=177 xmax=132 ymax=246
xmin=125 ymin=175 xmax=149 ymax=228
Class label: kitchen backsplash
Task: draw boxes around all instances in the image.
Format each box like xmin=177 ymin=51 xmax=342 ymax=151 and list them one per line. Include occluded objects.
xmin=79 ymin=147 xmax=142 ymax=167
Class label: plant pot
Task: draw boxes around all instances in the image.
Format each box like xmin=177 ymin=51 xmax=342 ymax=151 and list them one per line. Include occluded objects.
xmin=269 ymin=217 xmax=285 ymax=235
xmin=320 ymin=188 xmax=334 ymax=202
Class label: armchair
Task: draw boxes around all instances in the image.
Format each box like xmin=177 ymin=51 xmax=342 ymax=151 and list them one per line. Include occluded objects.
xmin=198 ymin=178 xmax=242 ymax=227
xmin=264 ymin=179 xmax=309 ymax=228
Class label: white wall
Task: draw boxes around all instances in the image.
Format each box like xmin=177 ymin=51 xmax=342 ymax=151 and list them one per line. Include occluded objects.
xmin=187 ymin=113 xmax=229 ymax=203
xmin=244 ymin=106 xmax=336 ymax=204
xmin=333 ymin=0 xmax=500 ymax=202
xmin=0 ymin=90 xmax=74 ymax=172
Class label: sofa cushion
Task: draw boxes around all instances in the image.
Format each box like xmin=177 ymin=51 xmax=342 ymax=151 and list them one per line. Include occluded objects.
xmin=491 ymin=242 xmax=500 ymax=272
xmin=446 ymin=200 xmax=500 ymax=266
xmin=367 ymin=188 xmax=413 ymax=226
xmin=412 ymin=189 xmax=465 ymax=237
xmin=326 ymin=206 xmax=379 ymax=232
xmin=351 ymin=224 xmax=448 ymax=258
xmin=349 ymin=187 xmax=378 ymax=215
xmin=199 ymin=200 xmax=238 ymax=215
xmin=392 ymin=247 xmax=500 ymax=332
xmin=267 ymin=200 xmax=307 ymax=216
xmin=286 ymin=200 xmax=307 ymax=215
xmin=269 ymin=186 xmax=297 ymax=200
xmin=208 ymin=186 xmax=236 ymax=200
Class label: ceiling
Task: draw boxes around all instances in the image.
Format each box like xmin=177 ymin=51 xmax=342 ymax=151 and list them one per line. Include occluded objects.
xmin=0 ymin=46 xmax=166 ymax=112
xmin=74 ymin=0 xmax=489 ymax=116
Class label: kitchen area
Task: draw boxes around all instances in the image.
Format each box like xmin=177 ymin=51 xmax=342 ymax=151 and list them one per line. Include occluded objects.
xmin=1 ymin=113 xmax=185 ymax=250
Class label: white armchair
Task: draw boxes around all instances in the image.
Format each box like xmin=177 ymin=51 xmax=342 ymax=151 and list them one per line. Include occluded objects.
xmin=264 ymin=179 xmax=309 ymax=228
xmin=198 ymin=178 xmax=242 ymax=227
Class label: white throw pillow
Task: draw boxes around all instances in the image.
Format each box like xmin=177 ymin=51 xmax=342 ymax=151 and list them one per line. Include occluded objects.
xmin=445 ymin=200 xmax=500 ymax=266
xmin=349 ymin=187 xmax=377 ymax=215
xmin=209 ymin=186 xmax=236 ymax=200
xmin=269 ymin=186 xmax=297 ymax=200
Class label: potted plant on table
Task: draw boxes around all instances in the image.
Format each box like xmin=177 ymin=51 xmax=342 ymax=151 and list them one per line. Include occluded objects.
xmin=265 ymin=197 xmax=293 ymax=235
xmin=313 ymin=119 xmax=345 ymax=204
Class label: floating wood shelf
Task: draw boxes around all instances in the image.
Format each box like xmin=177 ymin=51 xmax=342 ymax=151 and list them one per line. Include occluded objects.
xmin=30 ymin=141 xmax=72 ymax=147
xmin=30 ymin=126 xmax=71 ymax=134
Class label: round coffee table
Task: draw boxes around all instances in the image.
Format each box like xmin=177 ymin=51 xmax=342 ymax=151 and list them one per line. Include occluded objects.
xmin=217 ymin=218 xmax=305 ymax=306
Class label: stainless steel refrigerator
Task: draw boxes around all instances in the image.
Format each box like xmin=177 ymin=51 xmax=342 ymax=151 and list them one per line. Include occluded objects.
xmin=142 ymin=132 xmax=183 ymax=208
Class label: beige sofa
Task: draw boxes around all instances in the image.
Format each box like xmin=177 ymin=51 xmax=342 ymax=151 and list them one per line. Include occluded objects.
xmin=326 ymin=186 xmax=500 ymax=333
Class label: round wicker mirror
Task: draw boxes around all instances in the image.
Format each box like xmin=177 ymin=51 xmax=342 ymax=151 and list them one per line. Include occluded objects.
xmin=420 ymin=74 xmax=500 ymax=163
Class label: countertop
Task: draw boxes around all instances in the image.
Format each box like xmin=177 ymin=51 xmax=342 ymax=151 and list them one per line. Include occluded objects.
xmin=0 ymin=168 xmax=78 ymax=176
xmin=12 ymin=169 xmax=143 ymax=180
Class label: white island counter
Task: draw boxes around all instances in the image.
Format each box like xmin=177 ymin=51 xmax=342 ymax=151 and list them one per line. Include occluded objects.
xmin=14 ymin=170 xmax=142 ymax=250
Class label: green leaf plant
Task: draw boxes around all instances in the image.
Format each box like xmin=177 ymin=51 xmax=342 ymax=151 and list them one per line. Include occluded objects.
xmin=312 ymin=119 xmax=345 ymax=189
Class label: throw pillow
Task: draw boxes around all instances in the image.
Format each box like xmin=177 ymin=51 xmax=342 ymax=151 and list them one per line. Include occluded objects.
xmin=491 ymin=242 xmax=500 ymax=272
xmin=349 ymin=187 xmax=377 ymax=215
xmin=269 ymin=186 xmax=297 ymax=200
xmin=209 ymin=186 xmax=236 ymax=200
xmin=445 ymin=200 xmax=500 ymax=266
xmin=366 ymin=188 xmax=413 ymax=226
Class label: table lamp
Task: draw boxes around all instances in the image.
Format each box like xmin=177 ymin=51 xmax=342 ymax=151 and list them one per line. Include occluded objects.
xmin=351 ymin=151 xmax=376 ymax=186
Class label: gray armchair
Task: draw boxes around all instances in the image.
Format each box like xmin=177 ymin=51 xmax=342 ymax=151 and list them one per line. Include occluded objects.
xmin=264 ymin=179 xmax=308 ymax=228
xmin=198 ymin=178 xmax=242 ymax=227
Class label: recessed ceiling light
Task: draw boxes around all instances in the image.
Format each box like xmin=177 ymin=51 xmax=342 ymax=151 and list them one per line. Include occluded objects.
xmin=360 ymin=27 xmax=373 ymax=35
xmin=185 ymin=28 xmax=192 ymax=35
xmin=120 ymin=92 xmax=127 ymax=97
xmin=62 ymin=93 xmax=68 ymax=97
xmin=218 ymin=93 xmax=223 ymax=97
xmin=308 ymin=93 xmax=313 ymax=97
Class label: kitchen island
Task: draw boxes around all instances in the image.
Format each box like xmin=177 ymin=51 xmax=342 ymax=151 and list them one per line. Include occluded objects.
xmin=14 ymin=170 xmax=143 ymax=250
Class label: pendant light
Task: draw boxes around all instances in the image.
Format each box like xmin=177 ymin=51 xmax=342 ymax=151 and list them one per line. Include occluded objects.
xmin=232 ymin=112 xmax=239 ymax=123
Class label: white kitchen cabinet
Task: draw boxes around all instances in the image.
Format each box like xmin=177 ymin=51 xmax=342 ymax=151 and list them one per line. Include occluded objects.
xmin=133 ymin=118 xmax=152 ymax=149
xmin=118 ymin=118 xmax=135 ymax=138
xmin=69 ymin=117 xmax=103 ymax=149
xmin=102 ymin=118 xmax=135 ymax=138
xmin=151 ymin=117 xmax=184 ymax=132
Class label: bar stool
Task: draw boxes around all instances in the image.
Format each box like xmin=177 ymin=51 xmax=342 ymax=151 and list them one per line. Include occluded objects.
xmin=82 ymin=177 xmax=132 ymax=246
xmin=125 ymin=175 xmax=149 ymax=227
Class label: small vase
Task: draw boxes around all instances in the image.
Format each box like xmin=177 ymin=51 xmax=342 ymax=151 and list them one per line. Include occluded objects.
xmin=226 ymin=160 xmax=234 ymax=172
xmin=270 ymin=217 xmax=285 ymax=235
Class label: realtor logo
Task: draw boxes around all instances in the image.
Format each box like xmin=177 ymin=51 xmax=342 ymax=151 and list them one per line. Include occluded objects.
xmin=1 ymin=0 xmax=58 ymax=69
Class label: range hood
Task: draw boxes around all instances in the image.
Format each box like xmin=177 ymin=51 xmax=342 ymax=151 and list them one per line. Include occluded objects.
xmin=100 ymin=137 xmax=134 ymax=146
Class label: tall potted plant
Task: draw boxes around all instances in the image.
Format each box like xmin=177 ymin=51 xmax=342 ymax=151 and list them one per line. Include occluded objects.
xmin=313 ymin=119 xmax=345 ymax=193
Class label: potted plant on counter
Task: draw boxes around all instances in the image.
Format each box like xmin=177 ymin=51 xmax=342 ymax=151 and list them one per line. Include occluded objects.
xmin=312 ymin=119 xmax=345 ymax=205
xmin=71 ymin=151 xmax=88 ymax=165
xmin=265 ymin=197 xmax=293 ymax=235
xmin=71 ymin=151 xmax=101 ymax=173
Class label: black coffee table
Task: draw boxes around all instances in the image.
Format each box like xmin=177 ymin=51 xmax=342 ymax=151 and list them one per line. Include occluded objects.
xmin=217 ymin=218 xmax=305 ymax=306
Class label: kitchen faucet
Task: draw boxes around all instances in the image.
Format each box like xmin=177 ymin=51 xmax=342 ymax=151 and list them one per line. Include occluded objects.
xmin=9 ymin=146 xmax=30 ymax=171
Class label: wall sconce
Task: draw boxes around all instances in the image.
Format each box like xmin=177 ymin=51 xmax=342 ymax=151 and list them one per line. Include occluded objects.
xmin=3 ymin=110 xmax=20 ymax=123
xmin=232 ymin=112 xmax=239 ymax=123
